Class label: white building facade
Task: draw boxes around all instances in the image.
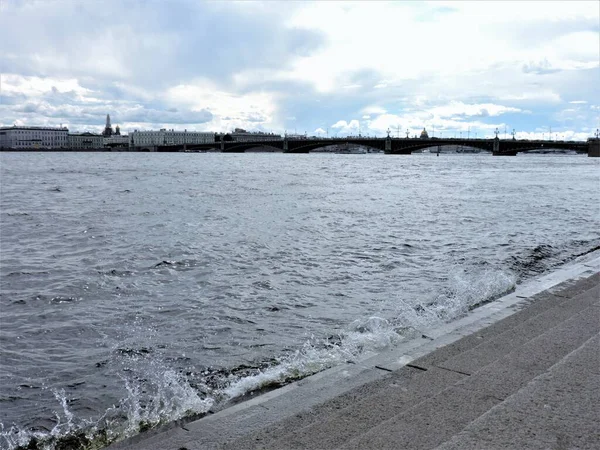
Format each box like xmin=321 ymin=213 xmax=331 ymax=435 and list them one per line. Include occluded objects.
xmin=103 ymin=135 xmax=129 ymax=148
xmin=229 ymin=128 xmax=282 ymax=142
xmin=130 ymin=129 xmax=215 ymax=147
xmin=68 ymin=132 xmax=104 ymax=149
xmin=0 ymin=126 xmax=69 ymax=149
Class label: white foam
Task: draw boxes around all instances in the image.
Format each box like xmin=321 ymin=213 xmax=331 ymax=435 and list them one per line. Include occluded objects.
xmin=119 ymin=365 xmax=214 ymax=438
xmin=221 ymin=266 xmax=517 ymax=402
xmin=0 ymin=369 xmax=214 ymax=450
xmin=0 ymin=267 xmax=519 ymax=450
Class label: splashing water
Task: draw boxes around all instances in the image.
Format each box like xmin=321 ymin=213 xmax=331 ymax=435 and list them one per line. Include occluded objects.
xmin=0 ymin=369 xmax=213 ymax=450
xmin=221 ymin=266 xmax=516 ymax=402
xmin=0 ymin=265 xmax=517 ymax=450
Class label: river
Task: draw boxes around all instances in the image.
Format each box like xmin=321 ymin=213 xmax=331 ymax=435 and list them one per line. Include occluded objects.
xmin=1 ymin=152 xmax=598 ymax=449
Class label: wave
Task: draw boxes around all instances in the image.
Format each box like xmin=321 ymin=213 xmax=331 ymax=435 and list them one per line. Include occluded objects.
xmin=0 ymin=263 xmax=518 ymax=450
xmin=508 ymin=238 xmax=600 ymax=280
xmin=10 ymin=237 xmax=600 ymax=450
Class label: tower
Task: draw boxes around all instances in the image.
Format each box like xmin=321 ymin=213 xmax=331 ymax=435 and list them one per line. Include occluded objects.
xmin=115 ymin=124 xmax=121 ymax=136
xmin=103 ymin=114 xmax=113 ymax=136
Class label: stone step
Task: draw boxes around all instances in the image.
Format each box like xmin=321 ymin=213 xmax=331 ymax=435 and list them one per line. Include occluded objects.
xmin=339 ymin=304 xmax=599 ymax=450
xmin=221 ymin=284 xmax=599 ymax=450
xmin=428 ymin=283 xmax=599 ymax=375
xmin=434 ymin=333 xmax=600 ymax=450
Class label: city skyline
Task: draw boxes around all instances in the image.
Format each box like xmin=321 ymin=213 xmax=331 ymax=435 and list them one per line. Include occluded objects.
xmin=1 ymin=1 xmax=599 ymax=140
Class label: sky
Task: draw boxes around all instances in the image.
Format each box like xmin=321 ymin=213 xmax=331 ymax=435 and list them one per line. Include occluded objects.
xmin=1 ymin=0 xmax=599 ymax=140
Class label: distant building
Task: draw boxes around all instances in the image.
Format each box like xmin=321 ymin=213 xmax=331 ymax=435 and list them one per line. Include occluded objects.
xmin=104 ymin=135 xmax=129 ymax=148
xmin=229 ymin=128 xmax=282 ymax=142
xmin=0 ymin=125 xmax=69 ymax=149
xmin=130 ymin=129 xmax=215 ymax=147
xmin=69 ymin=132 xmax=104 ymax=149
xmin=285 ymin=133 xmax=307 ymax=140
xmin=420 ymin=128 xmax=429 ymax=139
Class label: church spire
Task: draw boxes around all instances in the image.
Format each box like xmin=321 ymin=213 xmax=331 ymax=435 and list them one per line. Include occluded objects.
xmin=103 ymin=114 xmax=113 ymax=136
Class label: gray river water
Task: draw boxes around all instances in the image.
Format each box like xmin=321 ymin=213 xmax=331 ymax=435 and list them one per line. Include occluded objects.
xmin=1 ymin=152 xmax=599 ymax=449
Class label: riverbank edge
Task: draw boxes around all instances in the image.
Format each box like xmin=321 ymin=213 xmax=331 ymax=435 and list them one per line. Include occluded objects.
xmin=110 ymin=250 xmax=600 ymax=450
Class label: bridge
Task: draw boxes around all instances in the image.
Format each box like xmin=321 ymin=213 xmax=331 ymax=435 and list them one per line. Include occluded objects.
xmin=138 ymin=135 xmax=600 ymax=157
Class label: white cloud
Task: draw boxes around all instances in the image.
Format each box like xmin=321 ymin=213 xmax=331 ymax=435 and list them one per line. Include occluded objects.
xmin=282 ymin=1 xmax=599 ymax=98
xmin=2 ymin=74 xmax=92 ymax=98
xmin=331 ymin=119 xmax=361 ymax=135
xmin=499 ymin=91 xmax=562 ymax=103
xmin=165 ymin=80 xmax=279 ymax=132
xmin=429 ymin=102 xmax=522 ymax=118
xmin=361 ymin=106 xmax=387 ymax=115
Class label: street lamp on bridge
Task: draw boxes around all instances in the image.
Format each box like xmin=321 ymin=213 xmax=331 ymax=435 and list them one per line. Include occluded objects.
xmin=595 ymin=128 xmax=599 ymax=139
xmin=406 ymin=129 xmax=410 ymax=138
xmin=494 ymin=128 xmax=499 ymax=138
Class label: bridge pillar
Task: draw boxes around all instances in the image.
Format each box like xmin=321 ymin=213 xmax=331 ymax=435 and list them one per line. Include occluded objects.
xmin=492 ymin=137 xmax=517 ymax=155
xmin=588 ymin=139 xmax=600 ymax=157
xmin=385 ymin=137 xmax=392 ymax=152
xmin=220 ymin=140 xmax=224 ymax=152
xmin=283 ymin=138 xmax=289 ymax=152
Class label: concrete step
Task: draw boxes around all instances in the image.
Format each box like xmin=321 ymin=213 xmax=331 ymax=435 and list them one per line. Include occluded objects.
xmin=435 ymin=333 xmax=600 ymax=450
xmin=424 ymin=283 xmax=599 ymax=375
xmin=340 ymin=303 xmax=600 ymax=450
xmin=221 ymin=283 xmax=599 ymax=450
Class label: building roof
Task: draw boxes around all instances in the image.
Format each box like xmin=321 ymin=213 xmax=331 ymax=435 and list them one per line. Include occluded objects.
xmin=0 ymin=126 xmax=68 ymax=131
xmin=69 ymin=132 xmax=102 ymax=136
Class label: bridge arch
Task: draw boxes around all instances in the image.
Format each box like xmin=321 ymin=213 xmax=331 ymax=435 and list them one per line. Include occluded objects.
xmin=287 ymin=139 xmax=386 ymax=153
xmin=493 ymin=140 xmax=589 ymax=155
xmin=419 ymin=143 xmax=493 ymax=153
xmin=223 ymin=142 xmax=283 ymax=153
xmin=387 ymin=139 xmax=495 ymax=154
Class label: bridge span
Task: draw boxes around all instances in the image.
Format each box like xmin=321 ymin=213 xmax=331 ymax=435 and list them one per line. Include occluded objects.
xmin=138 ymin=136 xmax=599 ymax=157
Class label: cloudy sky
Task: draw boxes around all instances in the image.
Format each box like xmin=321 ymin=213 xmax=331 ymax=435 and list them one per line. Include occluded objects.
xmin=1 ymin=0 xmax=598 ymax=139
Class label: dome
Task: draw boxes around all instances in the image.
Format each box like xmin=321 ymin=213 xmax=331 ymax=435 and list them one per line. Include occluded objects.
xmin=420 ymin=128 xmax=429 ymax=139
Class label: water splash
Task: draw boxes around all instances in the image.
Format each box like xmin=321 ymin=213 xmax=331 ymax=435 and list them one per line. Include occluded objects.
xmin=0 ymin=266 xmax=518 ymax=450
xmin=0 ymin=369 xmax=213 ymax=450
xmin=119 ymin=367 xmax=213 ymax=438
xmin=221 ymin=266 xmax=516 ymax=402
